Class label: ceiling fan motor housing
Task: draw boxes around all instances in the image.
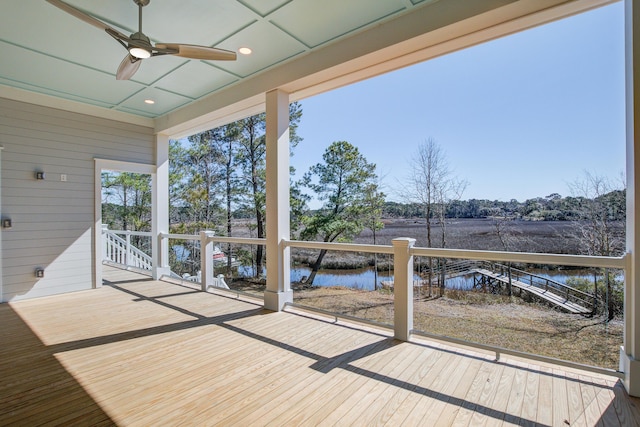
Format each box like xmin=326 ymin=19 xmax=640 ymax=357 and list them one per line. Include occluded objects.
xmin=129 ymin=31 xmax=151 ymax=47
xmin=133 ymin=0 xmax=150 ymax=7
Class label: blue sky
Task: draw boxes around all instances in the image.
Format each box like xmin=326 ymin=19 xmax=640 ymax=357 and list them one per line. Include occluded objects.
xmin=292 ymin=2 xmax=625 ymax=205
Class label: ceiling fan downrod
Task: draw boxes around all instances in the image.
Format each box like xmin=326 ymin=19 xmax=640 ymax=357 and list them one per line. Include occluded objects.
xmin=133 ymin=0 xmax=149 ymax=33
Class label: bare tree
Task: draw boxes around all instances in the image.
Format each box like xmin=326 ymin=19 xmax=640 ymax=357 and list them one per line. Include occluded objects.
xmin=570 ymin=171 xmax=625 ymax=320
xmin=569 ymin=172 xmax=625 ymax=258
xmin=492 ymin=215 xmax=518 ymax=296
xmin=405 ymin=138 xmax=467 ymax=297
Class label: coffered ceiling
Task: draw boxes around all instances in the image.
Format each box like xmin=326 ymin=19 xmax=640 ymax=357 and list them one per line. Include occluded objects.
xmin=0 ymin=0 xmax=615 ymax=135
xmin=0 ymin=0 xmax=432 ymax=119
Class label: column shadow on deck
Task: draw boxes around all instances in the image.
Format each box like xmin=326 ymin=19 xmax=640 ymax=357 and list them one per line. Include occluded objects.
xmin=96 ymin=280 xmax=557 ymax=425
xmin=0 ymin=304 xmax=114 ymax=425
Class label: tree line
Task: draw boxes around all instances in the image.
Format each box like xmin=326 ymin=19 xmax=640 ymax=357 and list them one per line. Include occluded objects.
xmin=383 ymin=189 xmax=625 ymax=222
xmin=102 ymin=103 xmax=386 ymax=283
xmin=102 ymin=104 xmax=625 ymax=298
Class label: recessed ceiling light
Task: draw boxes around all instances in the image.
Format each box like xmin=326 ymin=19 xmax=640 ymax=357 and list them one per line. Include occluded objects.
xmin=238 ymin=47 xmax=252 ymax=55
xmin=144 ymin=99 xmax=155 ymax=105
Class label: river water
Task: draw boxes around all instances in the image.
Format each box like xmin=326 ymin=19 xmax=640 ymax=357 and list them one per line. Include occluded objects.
xmin=236 ymin=265 xmax=602 ymax=291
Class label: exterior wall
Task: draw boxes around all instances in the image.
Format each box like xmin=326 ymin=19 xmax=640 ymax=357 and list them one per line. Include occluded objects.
xmin=0 ymin=98 xmax=154 ymax=301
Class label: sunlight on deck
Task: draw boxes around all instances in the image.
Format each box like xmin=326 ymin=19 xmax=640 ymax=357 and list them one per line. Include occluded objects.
xmin=0 ymin=265 xmax=638 ymax=426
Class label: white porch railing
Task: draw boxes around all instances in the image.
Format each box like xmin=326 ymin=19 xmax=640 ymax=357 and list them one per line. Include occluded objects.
xmin=157 ymin=230 xmax=627 ymax=378
xmin=283 ymin=238 xmax=628 ymax=379
xmin=159 ymin=232 xmax=236 ymax=290
xmin=160 ymin=232 xmax=260 ymax=291
xmin=102 ymin=225 xmax=153 ymax=270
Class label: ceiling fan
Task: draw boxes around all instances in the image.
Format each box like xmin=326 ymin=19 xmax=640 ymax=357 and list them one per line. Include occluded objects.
xmin=46 ymin=0 xmax=237 ymax=80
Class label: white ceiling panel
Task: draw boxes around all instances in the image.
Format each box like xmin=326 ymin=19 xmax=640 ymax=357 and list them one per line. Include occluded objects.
xmin=211 ymin=20 xmax=306 ymax=77
xmin=116 ymin=87 xmax=192 ymax=117
xmin=154 ymin=61 xmax=238 ymax=99
xmin=269 ymin=0 xmax=408 ymax=48
xmin=238 ymin=0 xmax=291 ymax=17
xmin=104 ymin=0 xmax=258 ymax=47
xmin=0 ymin=40 xmax=143 ymax=105
xmin=1 ymin=1 xmax=125 ymax=75
xmin=0 ymin=0 xmax=438 ymax=119
xmin=125 ymin=55 xmax=193 ymax=86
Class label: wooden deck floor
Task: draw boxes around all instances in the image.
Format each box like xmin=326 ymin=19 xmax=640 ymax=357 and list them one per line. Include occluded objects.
xmin=1 ymin=266 xmax=639 ymax=426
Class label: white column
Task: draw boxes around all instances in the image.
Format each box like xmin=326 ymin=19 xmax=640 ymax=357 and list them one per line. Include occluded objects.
xmin=264 ymin=89 xmax=292 ymax=311
xmin=0 ymin=146 xmax=3 ymax=302
xmin=622 ymin=0 xmax=640 ymax=397
xmin=152 ymin=133 xmax=170 ymax=279
xmin=393 ymin=238 xmax=416 ymax=341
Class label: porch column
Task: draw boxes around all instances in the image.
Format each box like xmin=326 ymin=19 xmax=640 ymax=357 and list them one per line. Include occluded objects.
xmin=264 ymin=89 xmax=292 ymax=311
xmin=623 ymin=0 xmax=640 ymax=397
xmin=152 ymin=133 xmax=170 ymax=279
xmin=0 ymin=146 xmax=3 ymax=302
xmin=393 ymin=238 xmax=415 ymax=341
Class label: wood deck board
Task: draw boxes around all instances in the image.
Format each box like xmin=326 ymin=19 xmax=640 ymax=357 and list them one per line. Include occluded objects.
xmin=536 ymin=365 xmax=554 ymax=425
xmin=552 ymin=368 xmax=571 ymax=427
xmin=0 ymin=265 xmax=637 ymax=426
xmin=500 ymin=360 xmax=528 ymax=426
xmin=432 ymin=356 xmax=485 ymax=426
xmin=258 ymin=341 xmax=398 ymax=426
xmin=270 ymin=341 xmax=424 ymax=426
xmin=414 ymin=348 xmax=476 ymax=425
xmin=206 ymin=329 xmax=387 ymax=425
xmin=564 ymin=371 xmax=588 ymax=427
xmin=468 ymin=362 xmax=507 ymax=426
xmin=331 ymin=342 xmax=427 ymax=426
xmin=370 ymin=345 xmax=453 ymax=426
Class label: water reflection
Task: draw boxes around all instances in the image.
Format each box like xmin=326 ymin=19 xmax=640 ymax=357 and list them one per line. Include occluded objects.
xmin=236 ymin=265 xmax=601 ymax=292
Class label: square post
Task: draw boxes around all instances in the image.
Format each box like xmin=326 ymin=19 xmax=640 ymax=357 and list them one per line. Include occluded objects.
xmin=622 ymin=0 xmax=640 ymax=396
xmin=101 ymin=224 xmax=108 ymax=263
xmin=152 ymin=133 xmax=170 ymax=279
xmin=125 ymin=233 xmax=131 ymax=267
xmin=393 ymin=237 xmax=416 ymax=341
xmin=200 ymin=231 xmax=214 ymax=292
xmin=264 ymin=89 xmax=293 ymax=311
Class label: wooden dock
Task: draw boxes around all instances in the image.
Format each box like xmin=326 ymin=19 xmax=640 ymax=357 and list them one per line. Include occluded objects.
xmin=473 ymin=268 xmax=592 ymax=314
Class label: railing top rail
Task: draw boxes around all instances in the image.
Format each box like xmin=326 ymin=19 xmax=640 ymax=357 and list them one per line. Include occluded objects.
xmin=411 ymin=247 xmax=626 ymax=270
xmin=286 ymin=239 xmax=394 ymax=254
xmin=161 ymin=233 xmax=200 ymax=241
xmin=104 ymin=229 xmax=152 ymax=237
xmin=206 ymin=235 xmax=265 ymax=245
xmin=161 ymin=233 xmax=265 ymax=246
xmin=104 ymin=231 xmax=128 ymax=246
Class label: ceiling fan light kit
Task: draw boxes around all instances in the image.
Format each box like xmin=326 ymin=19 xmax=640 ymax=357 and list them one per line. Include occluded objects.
xmin=128 ymin=32 xmax=152 ymax=59
xmin=45 ymin=0 xmax=237 ymax=80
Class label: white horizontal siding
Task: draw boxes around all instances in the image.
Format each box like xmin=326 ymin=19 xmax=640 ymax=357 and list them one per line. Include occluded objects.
xmin=0 ymin=98 xmax=155 ymax=302
xmin=4 ymin=242 xmax=91 ymax=261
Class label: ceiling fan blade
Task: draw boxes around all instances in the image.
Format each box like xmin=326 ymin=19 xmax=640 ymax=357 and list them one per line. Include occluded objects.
xmin=45 ymin=0 xmax=129 ymax=42
xmin=155 ymin=44 xmax=237 ymax=61
xmin=116 ymin=55 xmax=142 ymax=80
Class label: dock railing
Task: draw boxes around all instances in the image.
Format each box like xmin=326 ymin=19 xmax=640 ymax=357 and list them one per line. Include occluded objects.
xmin=484 ymin=261 xmax=601 ymax=313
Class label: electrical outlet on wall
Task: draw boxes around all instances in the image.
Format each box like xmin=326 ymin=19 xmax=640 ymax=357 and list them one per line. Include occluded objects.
xmin=60 ymin=174 xmax=67 ymax=182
